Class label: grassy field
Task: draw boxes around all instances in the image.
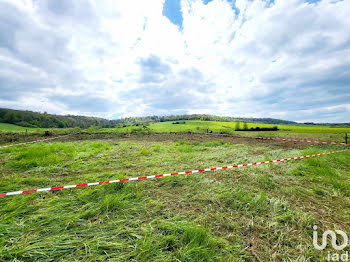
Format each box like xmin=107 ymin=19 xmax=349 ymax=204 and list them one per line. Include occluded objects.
xmin=102 ymin=120 xmax=350 ymax=135
xmin=2 ymin=120 xmax=350 ymax=135
xmin=1 ymin=120 xmax=349 ymax=142
xmin=0 ymin=123 xmax=39 ymax=132
xmin=108 ymin=120 xmax=350 ymax=143
xmin=0 ymin=133 xmax=349 ymax=261
xmin=147 ymin=120 xmax=350 ymax=134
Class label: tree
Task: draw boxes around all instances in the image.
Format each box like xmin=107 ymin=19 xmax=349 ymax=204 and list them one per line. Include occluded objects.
xmin=235 ymin=121 xmax=241 ymax=131
xmin=4 ymin=112 xmax=17 ymax=124
xmin=243 ymin=122 xmax=248 ymax=130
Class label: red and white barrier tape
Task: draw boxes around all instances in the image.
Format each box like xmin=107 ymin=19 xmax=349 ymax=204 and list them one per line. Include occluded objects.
xmin=1 ymin=148 xmax=349 ymax=197
xmin=255 ymin=136 xmax=350 ymax=145
xmin=191 ymin=132 xmax=350 ymax=146
xmin=0 ymin=135 xmax=70 ymax=149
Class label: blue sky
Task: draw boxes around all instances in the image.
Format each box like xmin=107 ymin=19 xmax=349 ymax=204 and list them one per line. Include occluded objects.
xmin=163 ymin=0 xmax=183 ymax=29
xmin=0 ymin=0 xmax=349 ymax=122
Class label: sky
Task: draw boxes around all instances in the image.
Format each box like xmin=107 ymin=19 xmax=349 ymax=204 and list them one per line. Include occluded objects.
xmin=0 ymin=0 xmax=349 ymax=123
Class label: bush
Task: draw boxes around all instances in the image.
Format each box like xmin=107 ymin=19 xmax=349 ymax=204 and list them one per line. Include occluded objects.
xmin=236 ymin=126 xmax=279 ymax=131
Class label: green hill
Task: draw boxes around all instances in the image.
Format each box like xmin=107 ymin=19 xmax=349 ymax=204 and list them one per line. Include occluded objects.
xmin=0 ymin=123 xmax=37 ymax=132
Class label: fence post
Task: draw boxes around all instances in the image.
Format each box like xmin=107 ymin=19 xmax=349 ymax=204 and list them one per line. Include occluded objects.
xmin=346 ymin=133 xmax=348 ymax=144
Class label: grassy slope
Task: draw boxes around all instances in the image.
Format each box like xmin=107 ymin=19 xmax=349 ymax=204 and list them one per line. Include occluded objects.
xmin=0 ymin=123 xmax=37 ymax=132
xmin=0 ymin=123 xmax=78 ymax=134
xmin=0 ymin=136 xmax=349 ymax=261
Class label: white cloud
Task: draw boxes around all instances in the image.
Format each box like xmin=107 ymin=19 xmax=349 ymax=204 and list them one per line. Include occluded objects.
xmin=0 ymin=0 xmax=350 ymax=122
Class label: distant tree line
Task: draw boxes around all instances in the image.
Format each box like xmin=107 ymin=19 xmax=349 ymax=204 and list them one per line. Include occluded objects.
xmin=0 ymin=108 xmax=114 ymax=128
xmin=117 ymin=114 xmax=297 ymax=125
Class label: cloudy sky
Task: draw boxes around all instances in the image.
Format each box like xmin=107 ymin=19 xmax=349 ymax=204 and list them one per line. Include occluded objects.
xmin=0 ymin=0 xmax=349 ymax=122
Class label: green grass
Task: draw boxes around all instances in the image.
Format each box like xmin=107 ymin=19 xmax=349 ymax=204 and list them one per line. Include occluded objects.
xmin=147 ymin=120 xmax=350 ymax=134
xmin=103 ymin=120 xmax=350 ymax=143
xmin=0 ymin=123 xmax=77 ymax=135
xmin=0 ymin=123 xmax=38 ymax=132
xmin=2 ymin=120 xmax=349 ymax=145
xmin=0 ymin=134 xmax=349 ymax=261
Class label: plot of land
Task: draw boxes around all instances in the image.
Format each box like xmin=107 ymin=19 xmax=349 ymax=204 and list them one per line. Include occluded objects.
xmin=0 ymin=133 xmax=349 ymax=261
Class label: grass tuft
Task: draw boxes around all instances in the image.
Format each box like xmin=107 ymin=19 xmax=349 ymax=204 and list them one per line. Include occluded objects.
xmin=140 ymin=148 xmax=151 ymax=155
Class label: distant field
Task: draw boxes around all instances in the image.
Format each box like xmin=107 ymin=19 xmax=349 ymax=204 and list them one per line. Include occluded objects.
xmin=107 ymin=120 xmax=350 ymax=140
xmin=153 ymin=120 xmax=350 ymax=133
xmin=0 ymin=123 xmax=36 ymax=132
xmin=1 ymin=120 xmax=349 ymax=134
xmin=108 ymin=120 xmax=349 ymax=134
xmin=0 ymin=123 xmax=74 ymax=136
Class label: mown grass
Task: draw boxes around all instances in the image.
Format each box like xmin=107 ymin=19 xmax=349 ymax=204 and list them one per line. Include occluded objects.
xmin=0 ymin=123 xmax=36 ymax=132
xmin=0 ymin=135 xmax=349 ymax=261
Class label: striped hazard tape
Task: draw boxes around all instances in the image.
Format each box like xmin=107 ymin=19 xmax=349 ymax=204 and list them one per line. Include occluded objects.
xmin=0 ymin=134 xmax=70 ymax=149
xmin=1 ymin=148 xmax=349 ymax=197
xmin=191 ymin=132 xmax=350 ymax=146
xmin=255 ymin=136 xmax=350 ymax=145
